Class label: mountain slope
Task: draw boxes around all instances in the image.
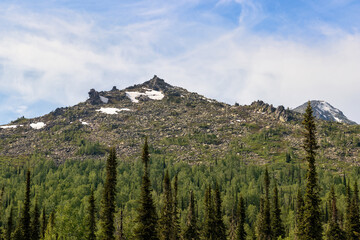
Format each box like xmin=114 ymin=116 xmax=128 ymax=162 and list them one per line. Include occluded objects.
xmin=0 ymin=76 xmax=359 ymax=168
xmin=293 ymin=100 xmax=357 ymax=125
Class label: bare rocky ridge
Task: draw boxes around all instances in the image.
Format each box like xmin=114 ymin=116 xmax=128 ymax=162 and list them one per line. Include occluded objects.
xmin=0 ymin=76 xmax=359 ymax=168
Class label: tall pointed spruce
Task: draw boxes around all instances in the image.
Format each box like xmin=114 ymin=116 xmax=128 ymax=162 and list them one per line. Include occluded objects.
xmin=325 ymin=186 xmax=345 ymax=240
xmin=6 ymin=207 xmax=14 ymax=240
xmin=347 ymin=182 xmax=360 ymax=239
xmin=100 ymin=147 xmax=118 ymax=240
xmin=172 ymin=175 xmax=180 ymax=240
xmin=300 ymin=101 xmax=322 ymax=239
xmin=184 ymin=191 xmax=199 ymax=240
xmin=214 ymin=183 xmax=226 ymax=240
xmin=236 ymin=195 xmax=246 ymax=240
xmin=134 ymin=138 xmax=159 ymax=240
xmin=159 ymin=170 xmax=173 ymax=240
xmin=31 ymin=199 xmax=41 ymax=240
xmin=19 ymin=169 xmax=32 ymax=240
xmin=87 ymin=189 xmax=96 ymax=240
xmin=271 ymin=181 xmax=285 ymax=239
xmin=203 ymin=186 xmax=215 ymax=240
xmin=41 ymin=207 xmax=46 ymax=239
xmin=257 ymin=168 xmax=272 ymax=240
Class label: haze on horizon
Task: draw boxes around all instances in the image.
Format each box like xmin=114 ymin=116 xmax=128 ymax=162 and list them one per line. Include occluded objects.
xmin=0 ymin=0 xmax=360 ymax=124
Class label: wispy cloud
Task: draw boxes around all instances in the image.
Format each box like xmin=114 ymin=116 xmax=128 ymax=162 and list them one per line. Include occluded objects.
xmin=0 ymin=1 xmax=359 ymax=124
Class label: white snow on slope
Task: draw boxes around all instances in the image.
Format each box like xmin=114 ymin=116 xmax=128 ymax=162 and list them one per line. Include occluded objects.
xmin=30 ymin=122 xmax=46 ymax=129
xmin=79 ymin=119 xmax=89 ymax=125
xmin=126 ymin=89 xmax=164 ymax=103
xmin=100 ymin=96 xmax=109 ymax=104
xmin=96 ymin=107 xmax=131 ymax=114
xmin=0 ymin=125 xmax=18 ymax=129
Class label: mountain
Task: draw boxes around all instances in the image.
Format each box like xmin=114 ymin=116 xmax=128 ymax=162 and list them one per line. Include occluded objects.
xmin=293 ymin=100 xmax=357 ymax=125
xmin=0 ymin=76 xmax=359 ymax=167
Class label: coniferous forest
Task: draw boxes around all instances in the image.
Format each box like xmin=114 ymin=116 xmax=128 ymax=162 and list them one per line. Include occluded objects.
xmin=1 ymin=103 xmax=360 ymax=239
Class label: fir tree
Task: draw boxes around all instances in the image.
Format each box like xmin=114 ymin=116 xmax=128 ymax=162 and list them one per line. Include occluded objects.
xmin=20 ymin=169 xmax=31 ymax=240
xmin=41 ymin=207 xmax=46 ymax=239
xmin=300 ymin=102 xmax=322 ymax=240
xmin=87 ymin=189 xmax=96 ymax=240
xmin=214 ymin=184 xmax=226 ymax=240
xmin=6 ymin=207 xmax=13 ymax=240
xmin=271 ymin=181 xmax=285 ymax=239
xmin=159 ymin=170 xmax=173 ymax=240
xmin=134 ymin=138 xmax=159 ymax=240
xmin=172 ymin=174 xmax=180 ymax=240
xmin=100 ymin=147 xmax=118 ymax=240
xmin=184 ymin=191 xmax=199 ymax=240
xmin=257 ymin=168 xmax=272 ymax=240
xmin=31 ymin=199 xmax=41 ymax=240
xmin=347 ymin=182 xmax=360 ymax=239
xmin=44 ymin=211 xmax=56 ymax=240
xmin=256 ymin=197 xmax=266 ymax=240
xmin=203 ymin=186 xmax=215 ymax=240
xmin=295 ymin=189 xmax=304 ymax=239
xmin=236 ymin=195 xmax=246 ymax=240
xmin=325 ymin=186 xmax=345 ymax=240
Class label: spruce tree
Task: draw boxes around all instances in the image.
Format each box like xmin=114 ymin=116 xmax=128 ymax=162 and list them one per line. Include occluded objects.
xmin=6 ymin=207 xmax=13 ymax=240
xmin=31 ymin=199 xmax=40 ymax=240
xmin=184 ymin=191 xmax=199 ymax=240
xmin=271 ymin=181 xmax=285 ymax=239
xmin=44 ymin=211 xmax=56 ymax=240
xmin=172 ymin=175 xmax=180 ymax=240
xmin=256 ymin=197 xmax=266 ymax=240
xmin=203 ymin=186 xmax=215 ymax=240
xmin=236 ymin=195 xmax=246 ymax=240
xmin=159 ymin=170 xmax=173 ymax=240
xmin=214 ymin=184 xmax=226 ymax=240
xmin=134 ymin=138 xmax=159 ymax=240
xmin=41 ymin=207 xmax=46 ymax=239
xmin=20 ymin=169 xmax=31 ymax=240
xmin=295 ymin=189 xmax=304 ymax=239
xmin=325 ymin=186 xmax=345 ymax=240
xmin=257 ymin=168 xmax=272 ymax=240
xmin=300 ymin=101 xmax=322 ymax=239
xmin=347 ymin=182 xmax=360 ymax=239
xmin=87 ymin=189 xmax=96 ymax=240
xmin=100 ymin=147 xmax=118 ymax=240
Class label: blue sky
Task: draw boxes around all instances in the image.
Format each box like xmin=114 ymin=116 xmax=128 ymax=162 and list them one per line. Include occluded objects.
xmin=1 ymin=0 xmax=360 ymax=124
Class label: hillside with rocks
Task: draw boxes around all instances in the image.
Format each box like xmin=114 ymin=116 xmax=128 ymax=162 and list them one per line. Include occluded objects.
xmin=0 ymin=76 xmax=359 ymax=168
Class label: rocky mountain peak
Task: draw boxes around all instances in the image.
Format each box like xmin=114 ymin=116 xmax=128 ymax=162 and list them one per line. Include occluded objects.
xmin=293 ymin=100 xmax=356 ymax=125
xmin=127 ymin=75 xmax=174 ymax=92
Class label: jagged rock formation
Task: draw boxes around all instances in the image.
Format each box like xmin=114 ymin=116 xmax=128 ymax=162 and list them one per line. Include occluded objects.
xmin=0 ymin=77 xmax=359 ymax=167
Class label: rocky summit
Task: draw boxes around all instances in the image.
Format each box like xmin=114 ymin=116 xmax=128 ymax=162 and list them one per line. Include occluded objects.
xmin=0 ymin=76 xmax=359 ymax=167
xmin=294 ymin=100 xmax=357 ymax=125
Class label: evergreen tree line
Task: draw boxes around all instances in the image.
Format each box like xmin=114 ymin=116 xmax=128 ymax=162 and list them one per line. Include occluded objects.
xmin=0 ymin=103 xmax=359 ymax=239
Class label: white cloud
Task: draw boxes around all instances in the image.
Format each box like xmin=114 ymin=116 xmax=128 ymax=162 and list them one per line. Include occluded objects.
xmin=0 ymin=2 xmax=359 ymax=124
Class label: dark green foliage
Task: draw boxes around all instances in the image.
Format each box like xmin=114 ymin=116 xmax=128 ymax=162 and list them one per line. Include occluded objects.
xmin=300 ymin=102 xmax=323 ymax=239
xmin=31 ymin=200 xmax=41 ymax=240
xmin=202 ymin=186 xmax=215 ymax=240
xmin=346 ymin=182 xmax=360 ymax=239
xmin=172 ymin=174 xmax=180 ymax=240
xmin=77 ymin=139 xmax=106 ymax=156
xmin=134 ymin=138 xmax=159 ymax=240
xmin=295 ymin=189 xmax=304 ymax=238
xmin=20 ymin=170 xmax=31 ymax=240
xmin=214 ymin=184 xmax=226 ymax=240
xmin=236 ymin=195 xmax=246 ymax=240
xmin=87 ymin=189 xmax=96 ymax=240
xmin=271 ymin=182 xmax=285 ymax=239
xmin=325 ymin=186 xmax=345 ymax=240
xmin=100 ymin=147 xmax=118 ymax=240
xmin=184 ymin=191 xmax=199 ymax=240
xmin=159 ymin=170 xmax=173 ymax=240
xmin=41 ymin=207 xmax=46 ymax=239
xmin=6 ymin=207 xmax=13 ymax=240
xmin=257 ymin=168 xmax=272 ymax=240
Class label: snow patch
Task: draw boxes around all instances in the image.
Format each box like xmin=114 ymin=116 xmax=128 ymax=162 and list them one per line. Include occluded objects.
xmin=100 ymin=96 xmax=109 ymax=104
xmin=126 ymin=88 xmax=164 ymax=103
xmin=30 ymin=122 xmax=46 ymax=129
xmin=96 ymin=107 xmax=131 ymax=114
xmin=0 ymin=125 xmax=18 ymax=129
xmin=80 ymin=119 xmax=89 ymax=125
